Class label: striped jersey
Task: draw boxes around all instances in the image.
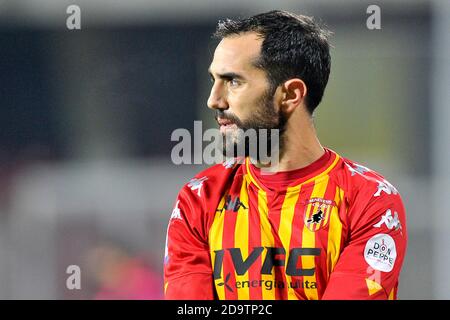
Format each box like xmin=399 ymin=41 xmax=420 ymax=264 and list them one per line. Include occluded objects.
xmin=164 ymin=148 xmax=407 ymax=300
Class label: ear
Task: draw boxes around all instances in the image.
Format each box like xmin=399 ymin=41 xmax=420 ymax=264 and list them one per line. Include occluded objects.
xmin=279 ymin=78 xmax=307 ymax=114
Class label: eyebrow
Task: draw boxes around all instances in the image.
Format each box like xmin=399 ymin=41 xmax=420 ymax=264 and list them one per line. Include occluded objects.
xmin=208 ymin=69 xmax=246 ymax=81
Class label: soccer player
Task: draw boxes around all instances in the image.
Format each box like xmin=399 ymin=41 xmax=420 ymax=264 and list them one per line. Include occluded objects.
xmin=164 ymin=10 xmax=407 ymax=300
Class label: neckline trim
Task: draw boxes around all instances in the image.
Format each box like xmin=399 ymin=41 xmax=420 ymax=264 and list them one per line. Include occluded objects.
xmin=244 ymin=148 xmax=341 ymax=193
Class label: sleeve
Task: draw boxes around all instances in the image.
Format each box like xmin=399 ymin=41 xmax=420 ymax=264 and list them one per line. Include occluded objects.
xmin=322 ymin=178 xmax=408 ymax=300
xmin=163 ymin=188 xmax=215 ymax=300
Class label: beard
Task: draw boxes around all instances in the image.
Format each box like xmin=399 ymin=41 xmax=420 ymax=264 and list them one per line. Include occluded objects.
xmin=215 ymin=89 xmax=287 ymax=163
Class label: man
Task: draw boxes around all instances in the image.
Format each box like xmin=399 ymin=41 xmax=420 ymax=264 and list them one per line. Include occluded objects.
xmin=164 ymin=10 xmax=407 ymax=300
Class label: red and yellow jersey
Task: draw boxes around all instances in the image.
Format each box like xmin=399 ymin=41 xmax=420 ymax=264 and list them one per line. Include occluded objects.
xmin=164 ymin=148 xmax=407 ymax=300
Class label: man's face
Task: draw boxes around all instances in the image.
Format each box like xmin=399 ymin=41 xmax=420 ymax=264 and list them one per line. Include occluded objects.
xmin=207 ymin=32 xmax=284 ymax=158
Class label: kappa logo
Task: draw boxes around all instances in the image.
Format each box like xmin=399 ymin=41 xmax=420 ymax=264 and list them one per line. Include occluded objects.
xmin=170 ymin=200 xmax=182 ymax=221
xmin=216 ymin=195 xmax=248 ymax=213
xmin=188 ymin=176 xmax=208 ymax=197
xmin=304 ymin=198 xmax=335 ymax=232
xmin=222 ymin=158 xmax=237 ymax=169
xmin=222 ymin=157 xmax=244 ymax=169
xmin=373 ymin=209 xmax=402 ymax=233
xmin=374 ymin=179 xmax=398 ymax=197
xmin=347 ymin=163 xmax=370 ymax=176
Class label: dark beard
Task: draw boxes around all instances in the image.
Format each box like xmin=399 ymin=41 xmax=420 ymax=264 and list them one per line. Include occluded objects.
xmin=215 ymin=90 xmax=287 ymax=162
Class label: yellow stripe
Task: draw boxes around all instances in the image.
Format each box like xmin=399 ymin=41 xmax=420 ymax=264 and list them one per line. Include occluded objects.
xmin=366 ymin=278 xmax=383 ymax=296
xmin=234 ymin=179 xmax=250 ymax=300
xmin=164 ymin=282 xmax=168 ymax=295
xmin=323 ymin=205 xmax=332 ymax=227
xmin=327 ymin=187 xmax=344 ymax=277
xmin=388 ymin=288 xmax=395 ymax=300
xmin=245 ymin=158 xmax=264 ymax=190
xmin=302 ymin=176 xmax=330 ymax=300
xmin=258 ymin=189 xmax=276 ymax=300
xmin=209 ymin=195 xmax=226 ymax=300
xmin=278 ymin=187 xmax=302 ymax=300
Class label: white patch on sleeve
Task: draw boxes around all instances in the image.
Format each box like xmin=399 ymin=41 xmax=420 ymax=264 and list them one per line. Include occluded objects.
xmin=364 ymin=234 xmax=397 ymax=272
xmin=164 ymin=227 xmax=169 ymax=265
xmin=170 ymin=200 xmax=182 ymax=221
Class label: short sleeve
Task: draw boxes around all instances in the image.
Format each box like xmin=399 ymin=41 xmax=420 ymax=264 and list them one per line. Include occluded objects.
xmin=322 ymin=178 xmax=407 ymax=300
xmin=163 ymin=188 xmax=215 ymax=299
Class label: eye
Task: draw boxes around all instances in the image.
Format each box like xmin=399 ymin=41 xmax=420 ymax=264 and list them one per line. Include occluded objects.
xmin=228 ymin=78 xmax=240 ymax=87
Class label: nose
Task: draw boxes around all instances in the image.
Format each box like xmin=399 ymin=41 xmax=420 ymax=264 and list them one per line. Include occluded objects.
xmin=207 ymin=83 xmax=228 ymax=111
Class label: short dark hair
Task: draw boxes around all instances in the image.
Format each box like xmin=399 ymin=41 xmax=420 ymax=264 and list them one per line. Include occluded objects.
xmin=213 ymin=10 xmax=331 ymax=114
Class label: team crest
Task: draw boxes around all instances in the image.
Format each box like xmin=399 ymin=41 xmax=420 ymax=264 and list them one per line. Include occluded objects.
xmin=303 ymin=198 xmax=335 ymax=232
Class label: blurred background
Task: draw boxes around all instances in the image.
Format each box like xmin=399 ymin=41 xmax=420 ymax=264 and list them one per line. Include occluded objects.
xmin=0 ymin=0 xmax=448 ymax=299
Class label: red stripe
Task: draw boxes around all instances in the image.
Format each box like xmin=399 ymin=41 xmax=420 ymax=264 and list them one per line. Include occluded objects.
xmin=288 ymin=183 xmax=314 ymax=299
xmin=314 ymin=180 xmax=337 ymax=298
xmin=266 ymin=192 xmax=288 ymax=300
xmin=247 ymin=186 xmax=262 ymax=299
xmin=221 ymin=177 xmax=243 ymax=300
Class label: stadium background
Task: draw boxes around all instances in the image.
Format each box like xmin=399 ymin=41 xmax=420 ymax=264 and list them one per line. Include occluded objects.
xmin=0 ymin=0 xmax=448 ymax=299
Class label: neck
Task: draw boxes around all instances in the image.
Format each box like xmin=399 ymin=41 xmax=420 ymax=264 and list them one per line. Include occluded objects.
xmin=255 ymin=109 xmax=325 ymax=172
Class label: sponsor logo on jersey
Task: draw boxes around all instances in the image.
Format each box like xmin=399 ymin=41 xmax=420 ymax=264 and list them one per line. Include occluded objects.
xmin=373 ymin=209 xmax=402 ymax=233
xmin=303 ymin=198 xmax=335 ymax=231
xmin=170 ymin=200 xmax=182 ymax=221
xmin=213 ymin=247 xmax=320 ymax=292
xmin=347 ymin=163 xmax=370 ymax=176
xmin=217 ymin=273 xmax=234 ymax=292
xmin=216 ymin=195 xmax=247 ymax=213
xmin=222 ymin=157 xmax=244 ymax=169
xmin=222 ymin=158 xmax=237 ymax=169
xmin=364 ymin=234 xmax=397 ymax=272
xmin=217 ymin=274 xmax=317 ymax=293
xmin=374 ymin=179 xmax=398 ymax=197
xmin=213 ymin=247 xmax=320 ymax=279
xmin=187 ymin=176 xmax=208 ymax=197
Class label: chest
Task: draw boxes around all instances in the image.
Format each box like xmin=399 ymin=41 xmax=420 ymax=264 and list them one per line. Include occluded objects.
xmin=210 ymin=176 xmax=347 ymax=263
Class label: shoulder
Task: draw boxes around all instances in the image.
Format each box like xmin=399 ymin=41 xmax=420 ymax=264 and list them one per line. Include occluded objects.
xmin=168 ymin=159 xmax=243 ymax=241
xmin=330 ymin=154 xmax=403 ymax=210
xmin=328 ymin=154 xmax=407 ymax=248
xmin=177 ymin=158 xmax=243 ymax=211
